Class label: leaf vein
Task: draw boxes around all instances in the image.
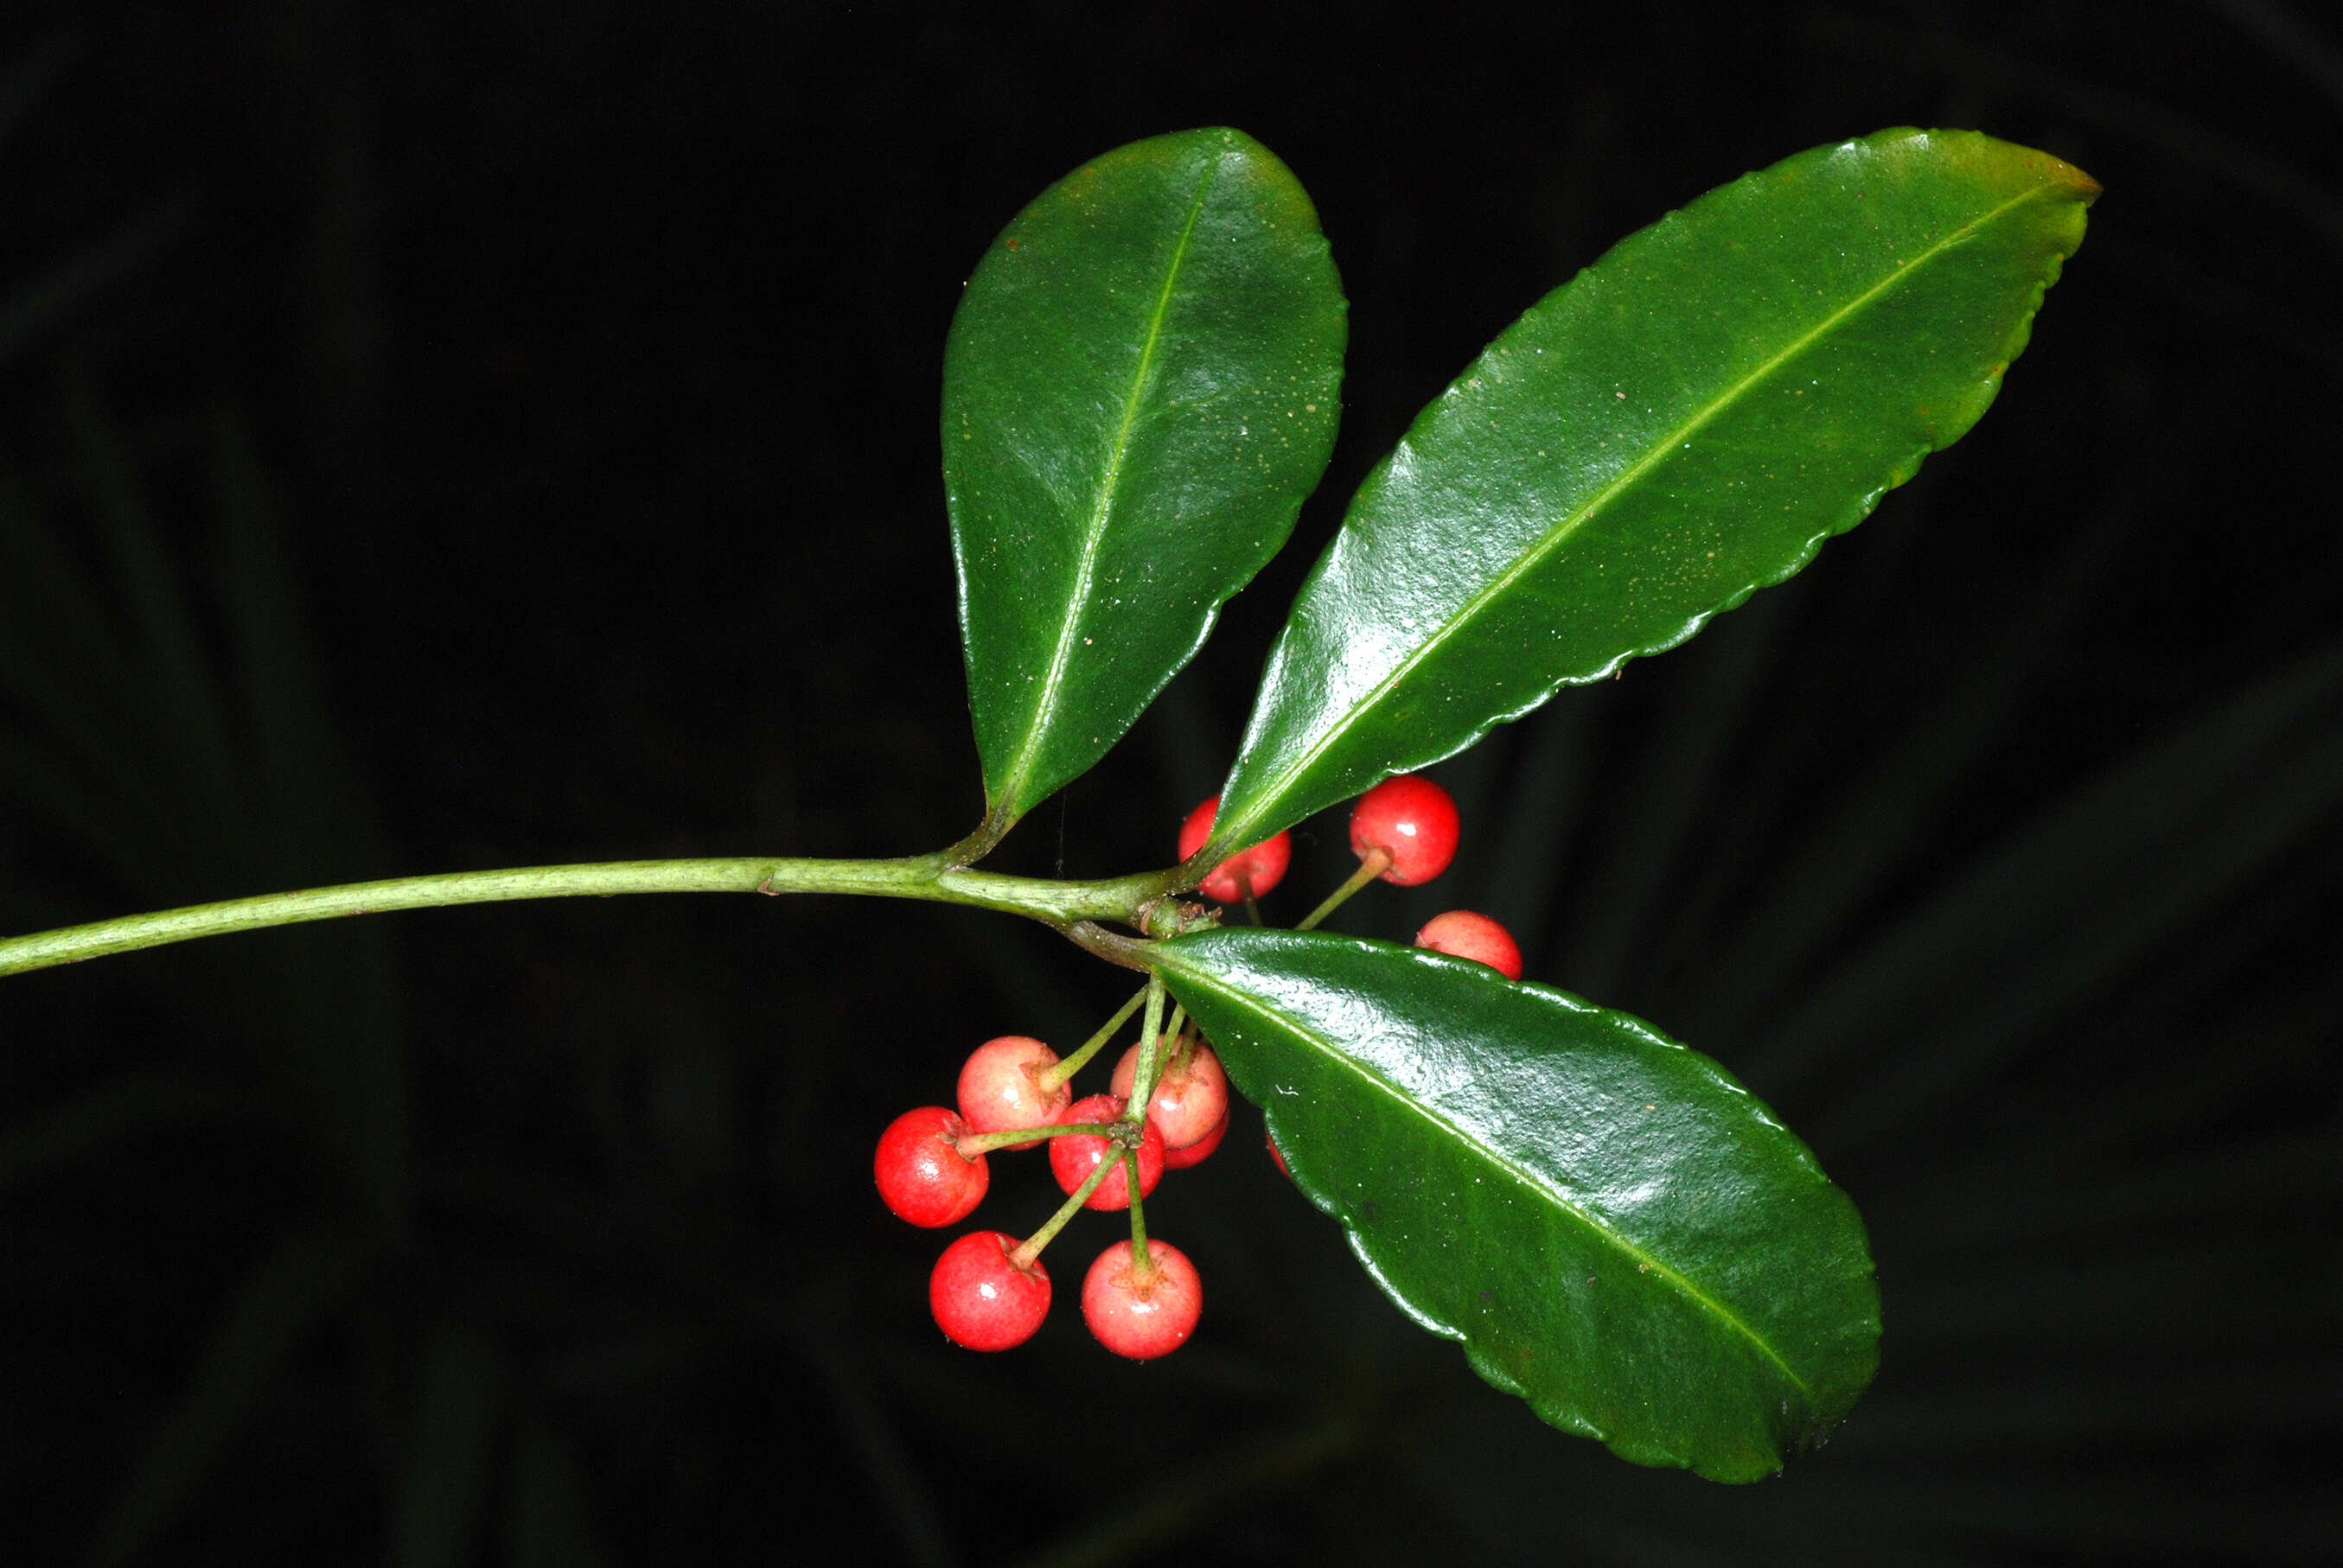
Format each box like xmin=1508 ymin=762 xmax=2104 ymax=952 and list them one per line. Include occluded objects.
xmin=1165 ymin=959 xmax=1817 ymax=1401
xmin=1223 ymin=173 xmax=2072 ymax=847
xmin=994 ymin=146 xmax=1223 ymax=812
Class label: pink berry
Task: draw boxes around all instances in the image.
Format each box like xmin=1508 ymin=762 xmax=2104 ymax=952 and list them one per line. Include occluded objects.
xmin=929 ymin=1231 xmax=1050 ymax=1351
xmin=1048 ymin=1093 xmax=1165 ymax=1211
xmin=1081 ymin=1240 xmax=1203 ymax=1360
xmin=1178 ymin=795 xmax=1293 ymax=904
xmin=956 ymin=1035 xmax=1071 ymax=1151
xmin=1109 ymin=1040 xmax=1230 ymax=1152
xmin=1163 ymin=1109 xmax=1228 ymax=1170
xmin=1349 ymin=774 xmax=1460 ymax=886
xmin=1414 ymin=910 xmax=1523 ymax=980
xmin=874 ymin=1107 xmax=989 ymax=1227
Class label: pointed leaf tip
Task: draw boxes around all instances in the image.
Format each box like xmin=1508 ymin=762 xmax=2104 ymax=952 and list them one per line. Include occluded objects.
xmin=1208 ymin=126 xmax=2094 ymax=857
xmin=1155 ymin=927 xmax=1880 ymax=1481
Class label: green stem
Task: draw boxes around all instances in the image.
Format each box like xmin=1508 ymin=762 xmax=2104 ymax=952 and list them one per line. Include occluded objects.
xmin=1165 ymin=1014 xmax=1195 ymax=1075
xmin=1152 ymin=1004 xmax=1189 ymax=1084
xmin=1124 ymin=1150 xmax=1153 ymax=1278
xmin=1037 ymin=986 xmax=1149 ymax=1092
xmin=1121 ymin=975 xmax=1167 ymax=1126
xmin=0 ymin=854 xmax=1188 ymax=978
xmin=954 ymin=1121 xmax=1119 ymax=1157
xmin=1009 ymin=1153 xmax=1119 ymax=1270
xmin=1295 ymin=848 xmax=1392 ymax=932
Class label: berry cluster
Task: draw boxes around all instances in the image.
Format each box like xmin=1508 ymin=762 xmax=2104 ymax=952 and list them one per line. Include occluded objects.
xmin=876 ymin=1005 xmax=1220 ymax=1359
xmin=877 ymin=774 xmax=1525 ymax=1358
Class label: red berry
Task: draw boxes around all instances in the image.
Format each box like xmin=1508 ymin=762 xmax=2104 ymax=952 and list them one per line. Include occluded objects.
xmin=1109 ymin=1040 xmax=1229 ymax=1151
xmin=874 ymin=1107 xmax=989 ymax=1227
xmin=1048 ymin=1093 xmax=1165 ymax=1210
xmin=1267 ymin=1131 xmax=1291 ymax=1180
xmin=929 ymin=1231 xmax=1050 ymax=1351
xmin=1178 ymin=795 xmax=1293 ymax=904
xmin=1163 ymin=1109 xmax=1227 ymax=1170
xmin=1349 ymin=774 xmax=1460 ymax=886
xmin=956 ymin=1035 xmax=1071 ymax=1151
xmin=1414 ymin=909 xmax=1523 ymax=980
xmin=1081 ymin=1240 xmax=1203 ymax=1360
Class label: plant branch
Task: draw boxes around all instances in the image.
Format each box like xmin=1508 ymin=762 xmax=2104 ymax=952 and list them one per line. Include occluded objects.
xmin=0 ymin=854 xmax=1188 ymax=978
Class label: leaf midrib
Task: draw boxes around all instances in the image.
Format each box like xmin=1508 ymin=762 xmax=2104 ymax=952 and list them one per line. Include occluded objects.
xmin=1163 ymin=955 xmax=1818 ymax=1402
xmin=991 ymin=147 xmax=1223 ymax=815
xmin=1216 ymin=174 xmax=2072 ymax=852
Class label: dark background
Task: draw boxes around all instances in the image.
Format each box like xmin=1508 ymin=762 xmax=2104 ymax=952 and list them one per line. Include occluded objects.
xmin=2 ymin=2 xmax=2338 ymax=1563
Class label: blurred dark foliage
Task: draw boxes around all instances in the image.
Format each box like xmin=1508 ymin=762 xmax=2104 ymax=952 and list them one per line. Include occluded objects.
xmin=1 ymin=2 xmax=2339 ymax=1563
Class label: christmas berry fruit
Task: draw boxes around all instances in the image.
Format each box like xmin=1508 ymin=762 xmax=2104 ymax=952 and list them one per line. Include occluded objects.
xmin=1349 ymin=774 xmax=1460 ymax=886
xmin=956 ymin=1035 xmax=1071 ymax=1150
xmin=1162 ymin=1109 xmax=1228 ymax=1170
xmin=1048 ymin=1093 xmax=1165 ymax=1211
xmin=1110 ymin=1039 xmax=1230 ymax=1151
xmin=929 ymin=1231 xmax=1050 ymax=1351
xmin=874 ymin=1106 xmax=989 ymax=1227
xmin=1081 ymin=1240 xmax=1203 ymax=1361
xmin=1414 ymin=909 xmax=1523 ymax=980
xmin=1178 ymin=795 xmax=1293 ymax=904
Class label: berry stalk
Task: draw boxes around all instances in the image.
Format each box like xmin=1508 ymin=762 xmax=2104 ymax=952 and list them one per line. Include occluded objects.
xmin=1164 ymin=1016 xmax=1196 ymax=1075
xmin=953 ymin=1120 xmax=1120 ymax=1157
xmin=1120 ymin=976 xmax=1169 ymax=1128
xmin=1160 ymin=1005 xmax=1188 ymax=1068
xmin=1295 ymin=847 xmax=1391 ymax=932
xmin=1009 ymin=1149 xmax=1123 ymax=1271
xmin=1123 ymin=1149 xmax=1156 ymax=1281
xmin=1036 ymin=986 xmax=1149 ymax=1092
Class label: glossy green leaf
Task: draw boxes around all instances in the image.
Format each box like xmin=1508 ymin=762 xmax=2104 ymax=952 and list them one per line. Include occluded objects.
xmin=1151 ymin=927 xmax=1878 ymax=1481
xmin=946 ymin=127 xmax=1345 ymax=832
xmin=1205 ymin=128 xmax=2095 ymax=857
